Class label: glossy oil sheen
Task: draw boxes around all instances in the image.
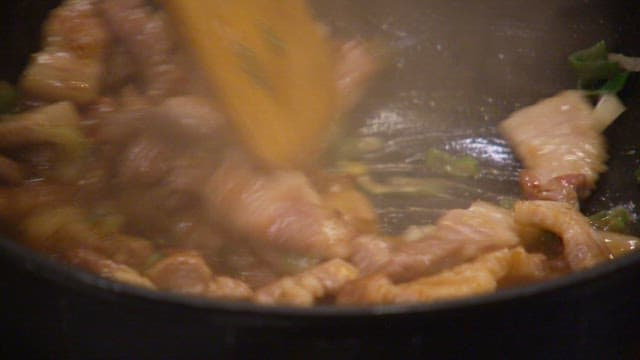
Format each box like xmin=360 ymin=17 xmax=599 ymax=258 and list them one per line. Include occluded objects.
xmin=1 ymin=0 xmax=640 ymax=358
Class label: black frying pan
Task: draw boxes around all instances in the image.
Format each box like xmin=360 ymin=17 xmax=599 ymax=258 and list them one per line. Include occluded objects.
xmin=1 ymin=0 xmax=640 ymax=358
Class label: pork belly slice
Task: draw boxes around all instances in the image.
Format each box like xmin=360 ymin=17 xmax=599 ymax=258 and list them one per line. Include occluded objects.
xmin=203 ymin=152 xmax=355 ymax=260
xmin=99 ymin=0 xmax=189 ymax=100
xmin=66 ymin=248 xmax=155 ymax=290
xmin=514 ymin=200 xmax=611 ymax=270
xmin=20 ymin=0 xmax=109 ymax=105
xmin=499 ymin=91 xmax=615 ymax=204
xmin=146 ymin=251 xmax=252 ymax=300
xmin=254 ymin=259 xmax=359 ymax=306
xmin=337 ymin=247 xmax=547 ymax=306
xmin=350 ymin=201 xmax=523 ymax=282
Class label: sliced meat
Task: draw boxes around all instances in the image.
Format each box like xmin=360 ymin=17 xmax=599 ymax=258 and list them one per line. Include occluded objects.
xmin=337 ymin=247 xmax=544 ymax=305
xmin=254 ymin=259 xmax=359 ymax=306
xmin=156 ymin=97 xmax=227 ymax=140
xmin=500 ymin=248 xmax=549 ymax=287
xmin=99 ymin=0 xmax=185 ymax=100
xmin=221 ymin=244 xmax=281 ymax=289
xmin=322 ymin=182 xmax=378 ymax=234
xmin=335 ymin=40 xmax=381 ymax=113
xmin=380 ymin=238 xmax=466 ymax=282
xmin=350 ymin=201 xmax=522 ymax=282
xmin=145 ymin=251 xmax=213 ymax=295
xmin=171 ymin=218 xmax=224 ymax=261
xmin=349 ymin=235 xmax=392 ymax=276
xmin=499 ymin=91 xmax=610 ymax=204
xmin=66 ymin=248 xmax=155 ymax=289
xmin=203 ymin=152 xmax=355 ymax=260
xmin=432 ymin=201 xmax=522 ymax=257
xmin=20 ymin=0 xmax=108 ymax=104
xmin=99 ymin=234 xmax=156 ymax=271
xmin=207 ymin=277 xmax=253 ymax=301
xmin=116 ymin=134 xmax=173 ymax=185
xmin=514 ymin=200 xmax=611 ymax=270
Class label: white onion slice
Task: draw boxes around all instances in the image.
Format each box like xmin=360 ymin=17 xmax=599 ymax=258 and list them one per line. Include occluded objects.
xmin=609 ymin=53 xmax=640 ymax=72
xmin=592 ymin=93 xmax=626 ymax=132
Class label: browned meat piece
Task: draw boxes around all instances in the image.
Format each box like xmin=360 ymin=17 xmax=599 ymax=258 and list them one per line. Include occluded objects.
xmin=99 ymin=234 xmax=156 ymax=271
xmin=20 ymin=0 xmax=108 ymax=104
xmin=0 ymin=183 xmax=70 ymax=223
xmin=43 ymin=0 xmax=109 ymax=59
xmin=145 ymin=251 xmax=214 ymax=295
xmin=146 ymin=251 xmax=252 ymax=300
xmin=163 ymin=152 xmax=221 ymax=194
xmin=519 ymin=172 xmax=589 ymax=205
xmin=350 ymin=201 xmax=522 ymax=282
xmin=207 ymin=276 xmax=253 ymax=301
xmin=514 ymin=201 xmax=610 ymax=270
xmin=322 ymin=182 xmax=378 ymax=234
xmin=221 ymin=244 xmax=281 ymax=289
xmin=92 ymin=106 xmax=149 ymax=145
xmin=349 ymin=235 xmax=392 ymax=275
xmin=432 ymin=201 xmax=522 ymax=256
xmin=254 ymin=259 xmax=359 ymax=306
xmin=203 ymin=152 xmax=355 ymax=260
xmin=156 ymin=97 xmax=227 ymax=140
xmin=18 ymin=206 xmax=111 ymax=255
xmin=116 ymin=134 xmax=172 ymax=185
xmin=337 ymin=247 xmax=545 ymax=305
xmin=380 ymin=238 xmax=466 ymax=282
xmin=500 ymin=249 xmax=549 ymax=287
xmin=103 ymin=43 xmax=135 ymax=90
xmin=66 ymin=248 xmax=155 ymax=289
xmin=99 ymin=0 xmax=186 ymax=100
xmin=336 ymin=40 xmax=381 ymax=113
xmin=0 ymin=155 xmax=24 ymax=185
xmin=499 ymin=91 xmax=610 ymax=204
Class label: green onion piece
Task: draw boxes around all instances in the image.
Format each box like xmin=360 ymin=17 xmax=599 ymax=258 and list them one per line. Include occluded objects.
xmin=0 ymin=81 xmax=18 ymax=114
xmin=335 ymin=136 xmax=384 ymax=160
xmin=569 ymin=41 xmax=622 ymax=86
xmin=585 ymin=71 xmax=630 ymax=95
xmin=355 ymin=174 xmax=480 ymax=199
xmin=425 ymin=148 xmax=479 ymax=177
xmin=329 ymin=161 xmax=369 ymax=176
xmin=589 ymin=207 xmax=633 ymax=233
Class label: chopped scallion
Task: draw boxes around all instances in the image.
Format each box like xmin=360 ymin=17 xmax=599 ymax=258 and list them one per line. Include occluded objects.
xmin=589 ymin=207 xmax=633 ymax=233
xmin=425 ymin=148 xmax=479 ymax=178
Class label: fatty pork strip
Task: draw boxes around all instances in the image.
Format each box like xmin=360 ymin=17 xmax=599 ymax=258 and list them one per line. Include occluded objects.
xmin=350 ymin=201 xmax=523 ymax=282
xmin=254 ymin=259 xmax=359 ymax=306
xmin=145 ymin=251 xmax=253 ymax=300
xmin=514 ymin=200 xmax=611 ymax=270
xmin=99 ymin=0 xmax=195 ymax=100
xmin=19 ymin=0 xmax=109 ymax=105
xmin=499 ymin=91 xmax=616 ymax=204
xmin=203 ymin=151 xmax=355 ymax=260
xmin=337 ymin=247 xmax=548 ymax=306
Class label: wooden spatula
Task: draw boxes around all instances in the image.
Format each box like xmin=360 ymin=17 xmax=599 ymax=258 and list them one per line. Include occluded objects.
xmin=164 ymin=0 xmax=337 ymax=168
